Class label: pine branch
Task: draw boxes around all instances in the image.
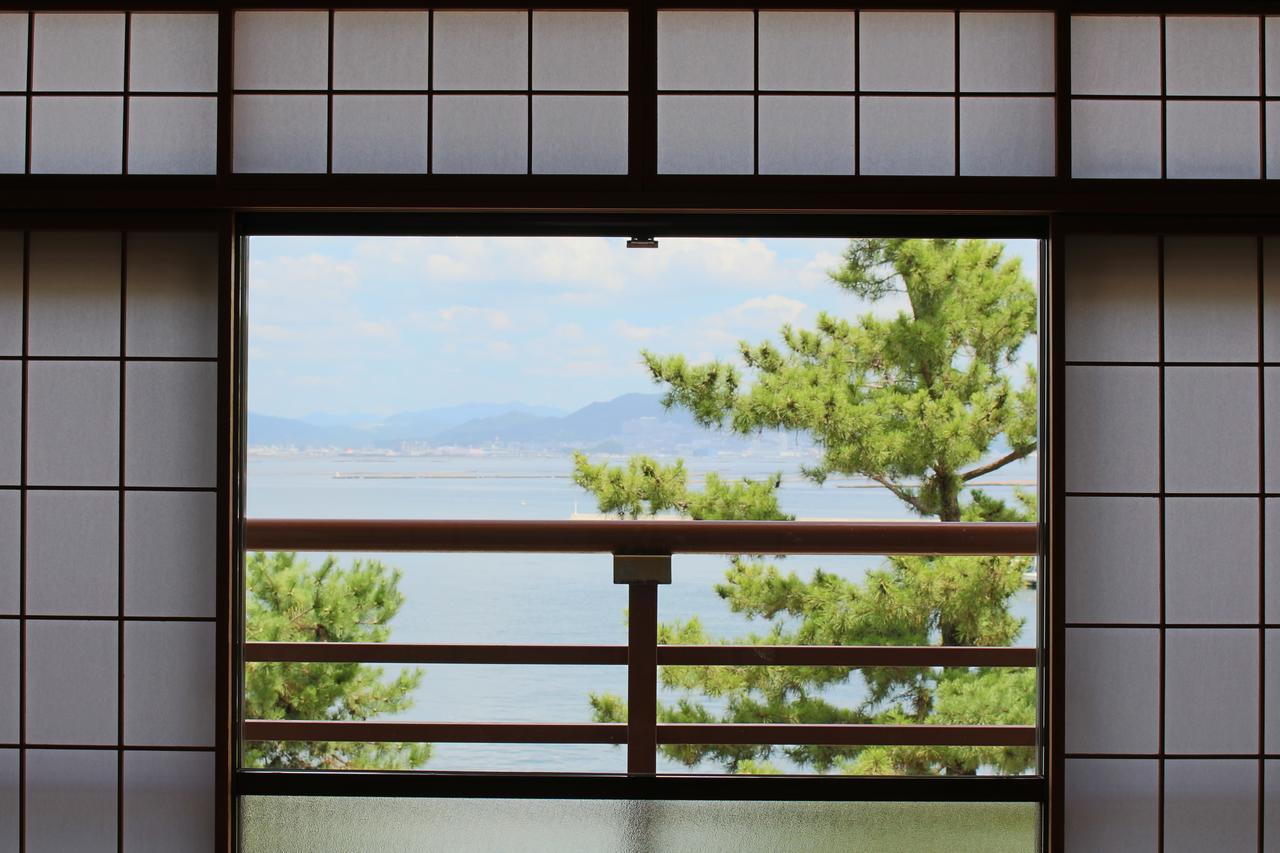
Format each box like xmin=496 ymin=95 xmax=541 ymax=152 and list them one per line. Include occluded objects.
xmin=869 ymin=474 xmax=928 ymax=515
xmin=959 ymin=446 xmax=1033 ymax=483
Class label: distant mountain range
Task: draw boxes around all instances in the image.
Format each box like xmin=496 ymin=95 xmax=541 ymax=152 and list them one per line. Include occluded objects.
xmin=249 ymin=394 xmax=773 ymax=454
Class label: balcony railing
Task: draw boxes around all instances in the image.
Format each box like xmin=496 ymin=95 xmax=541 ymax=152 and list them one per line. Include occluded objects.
xmin=242 ymin=519 xmax=1038 ymax=776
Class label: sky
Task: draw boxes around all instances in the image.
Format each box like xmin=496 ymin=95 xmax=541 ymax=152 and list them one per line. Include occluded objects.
xmin=247 ymin=236 xmax=1040 ymax=418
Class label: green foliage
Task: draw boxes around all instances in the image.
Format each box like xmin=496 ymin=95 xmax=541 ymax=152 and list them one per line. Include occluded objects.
xmin=244 ymin=551 xmax=430 ymax=770
xmin=575 ymin=238 xmax=1039 ymax=775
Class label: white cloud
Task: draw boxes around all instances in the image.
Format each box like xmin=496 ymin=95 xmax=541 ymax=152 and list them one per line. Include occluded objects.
xmin=611 ymin=320 xmax=669 ymax=342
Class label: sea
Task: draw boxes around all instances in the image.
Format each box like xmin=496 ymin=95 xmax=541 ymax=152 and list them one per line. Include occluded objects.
xmin=247 ymin=451 xmax=1039 ymax=774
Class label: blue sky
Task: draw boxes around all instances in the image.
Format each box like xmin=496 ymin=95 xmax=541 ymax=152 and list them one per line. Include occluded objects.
xmin=248 ymin=236 xmax=1040 ymax=418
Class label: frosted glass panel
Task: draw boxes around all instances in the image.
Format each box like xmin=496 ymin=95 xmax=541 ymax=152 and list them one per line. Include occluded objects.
xmin=1070 ymin=16 xmax=1161 ymax=95
xmin=124 ymin=491 xmax=216 ymax=617
xmin=1065 ymin=628 xmax=1159 ymax=753
xmin=27 ymin=231 xmax=120 ymax=357
xmin=124 ymin=752 xmax=214 ymax=852
xmin=124 ymin=622 xmax=215 ymax=746
xmin=758 ymin=96 xmax=855 ymax=175
xmin=332 ymin=95 xmax=429 ymax=174
xmin=1164 ymin=499 xmax=1258 ymax=624
xmin=124 ymin=361 xmax=217 ymax=488
xmin=1065 ymin=235 xmax=1160 ymax=362
xmin=233 ymin=95 xmax=328 ymax=174
xmin=0 ymin=14 xmax=28 ymax=90
xmin=431 ymin=95 xmax=527 ymax=175
xmin=126 ymin=232 xmax=218 ymax=359
xmin=333 ymin=12 xmax=430 ymax=91
xmin=30 ymin=97 xmax=123 ymax=174
xmin=0 ymin=492 xmax=17 ymax=612
xmin=434 ymin=11 xmax=527 ymax=91
xmin=241 ymin=797 xmax=1040 ymax=853
xmin=1065 ymin=497 xmax=1160 ymax=624
xmin=1165 ymin=101 xmax=1260 ymax=180
xmin=1071 ymin=100 xmax=1161 ymax=179
xmin=1064 ymin=760 xmax=1159 ymax=852
xmin=25 ymin=620 xmax=117 ymax=744
xmin=959 ymin=97 xmax=1054 ymax=177
xmin=1064 ymin=366 xmax=1159 ymax=493
xmin=758 ymin=11 xmax=856 ymax=92
xmin=32 ymin=13 xmax=124 ymax=92
xmin=532 ymin=96 xmax=627 ymax=175
xmin=129 ymin=13 xmax=218 ymax=93
xmin=0 ymin=621 xmax=16 ymax=741
xmin=127 ymin=97 xmax=218 ymax=176
xmin=0 ymin=233 xmax=19 ymax=356
xmin=1164 ymin=367 xmax=1257 ymax=494
xmin=25 ymin=490 xmax=118 ymax=616
xmin=532 ymin=11 xmax=628 ymax=92
xmin=0 ymin=97 xmax=23 ymax=174
xmin=0 ymin=364 xmax=18 ymax=486
xmin=657 ymin=11 xmax=753 ymax=91
xmin=959 ymin=13 xmax=1054 ymax=93
xmin=234 ymin=11 xmax=328 ymax=91
xmin=26 ymin=362 xmax=119 ymax=487
xmin=1165 ymin=760 xmax=1258 ymax=850
xmin=25 ymin=749 xmax=116 ymax=853
xmin=1165 ymin=17 xmax=1259 ymax=96
xmin=1163 ymin=236 xmax=1258 ymax=362
xmin=859 ymin=12 xmax=953 ymax=92
xmin=1165 ymin=630 xmax=1258 ymax=754
xmin=657 ymin=95 xmax=752 ymax=175
xmin=860 ymin=97 xmax=953 ymax=177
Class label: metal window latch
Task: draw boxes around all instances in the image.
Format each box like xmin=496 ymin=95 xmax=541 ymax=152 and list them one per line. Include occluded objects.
xmin=613 ymin=554 xmax=671 ymax=584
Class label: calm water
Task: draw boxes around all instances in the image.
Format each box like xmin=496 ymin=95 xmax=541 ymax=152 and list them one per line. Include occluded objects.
xmin=247 ymin=453 xmax=1038 ymax=774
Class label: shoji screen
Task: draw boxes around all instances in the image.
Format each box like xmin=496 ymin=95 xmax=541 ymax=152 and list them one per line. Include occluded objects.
xmin=0 ymin=231 xmax=219 ymax=851
xmin=1062 ymin=234 xmax=1275 ymax=850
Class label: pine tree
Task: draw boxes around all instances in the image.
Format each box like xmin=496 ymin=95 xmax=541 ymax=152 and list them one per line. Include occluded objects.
xmin=244 ymin=551 xmax=430 ymax=769
xmin=574 ymin=238 xmax=1038 ymax=775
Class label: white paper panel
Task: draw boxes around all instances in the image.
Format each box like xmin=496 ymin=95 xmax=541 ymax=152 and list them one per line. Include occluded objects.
xmin=234 ymin=11 xmax=328 ymax=91
xmin=27 ymin=231 xmax=119 ymax=356
xmin=1269 ymin=103 xmax=1280 ymax=179
xmin=1164 ymin=367 xmax=1257 ymax=494
xmin=333 ymin=11 xmax=430 ymax=91
xmin=1064 ymin=235 xmax=1160 ymax=362
xmin=959 ymin=13 xmax=1054 ymax=93
xmin=1269 ymin=19 xmax=1280 ymax=97
xmin=859 ymin=12 xmax=953 ymax=92
xmin=0 ymin=14 xmax=28 ymax=91
xmin=1064 ymin=366 xmax=1160 ymax=493
xmin=1070 ymin=16 xmax=1161 ymax=95
xmin=25 ymin=749 xmax=116 ymax=853
xmin=431 ymin=95 xmax=527 ymax=175
xmin=0 ymin=621 xmax=16 ymax=742
xmin=30 ymin=96 xmax=123 ymax=174
xmin=123 ymin=752 xmax=214 ymax=853
xmin=232 ymin=95 xmax=327 ymax=174
xmin=1269 ymin=372 xmax=1280 ymax=495
xmin=656 ymin=11 xmax=753 ymax=91
xmin=1267 ymin=631 xmax=1279 ymax=752
xmin=1165 ymin=630 xmax=1258 ymax=753
xmin=124 ymin=491 xmax=216 ymax=618
xmin=32 ymin=13 xmax=124 ymax=92
xmin=1165 ymin=101 xmax=1260 ymax=180
xmin=0 ymin=492 xmax=17 ymax=613
xmin=758 ymin=11 xmax=855 ymax=92
xmin=434 ymin=11 xmax=527 ymax=91
xmin=126 ymin=232 xmax=218 ymax=359
xmin=1064 ymin=759 xmax=1158 ymax=853
xmin=25 ymin=490 xmax=118 ymax=616
xmin=758 ymin=96 xmax=855 ymax=176
xmin=25 ymin=620 xmax=117 ymax=744
xmin=124 ymin=621 xmax=215 ymax=746
xmin=657 ymin=95 xmax=752 ymax=175
xmin=1065 ymin=497 xmax=1160 ymax=624
xmin=1268 ymin=240 xmax=1280 ymax=360
xmin=0 ymin=97 xmax=23 ymax=174
xmin=959 ymin=97 xmax=1054 ymax=177
xmin=532 ymin=96 xmax=628 ymax=175
xmin=859 ymin=96 xmax=954 ymax=176
xmin=0 ymin=233 xmax=20 ymax=355
xmin=1165 ymin=16 xmax=1259 ymax=97
xmin=124 ymin=361 xmax=217 ymax=488
xmin=332 ymin=95 xmax=429 ymax=174
xmin=1164 ymin=760 xmax=1257 ymax=851
xmin=1071 ymin=100 xmax=1162 ymax=179
xmin=1269 ymin=502 xmax=1280 ymax=624
xmin=0 ymin=751 xmax=13 ymax=853
xmin=1164 ymin=499 xmax=1258 ymax=624
xmin=1065 ymin=628 xmax=1160 ymax=753
xmin=532 ymin=11 xmax=628 ymax=92
xmin=129 ymin=13 xmax=218 ymax=93
xmin=128 ymin=96 xmax=218 ymax=176
xmin=0 ymin=363 xmax=18 ymax=486
xmin=1164 ymin=236 xmax=1258 ymax=361
xmin=26 ymin=361 xmax=119 ymax=487
xmin=1269 ymin=761 xmax=1280 ymax=848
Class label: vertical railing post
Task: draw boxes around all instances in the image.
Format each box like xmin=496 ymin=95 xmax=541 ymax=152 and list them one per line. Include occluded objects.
xmin=614 ymin=555 xmax=671 ymax=776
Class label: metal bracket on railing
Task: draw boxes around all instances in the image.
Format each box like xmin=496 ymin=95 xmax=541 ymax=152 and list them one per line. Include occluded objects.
xmin=612 ymin=554 xmax=672 ymax=585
